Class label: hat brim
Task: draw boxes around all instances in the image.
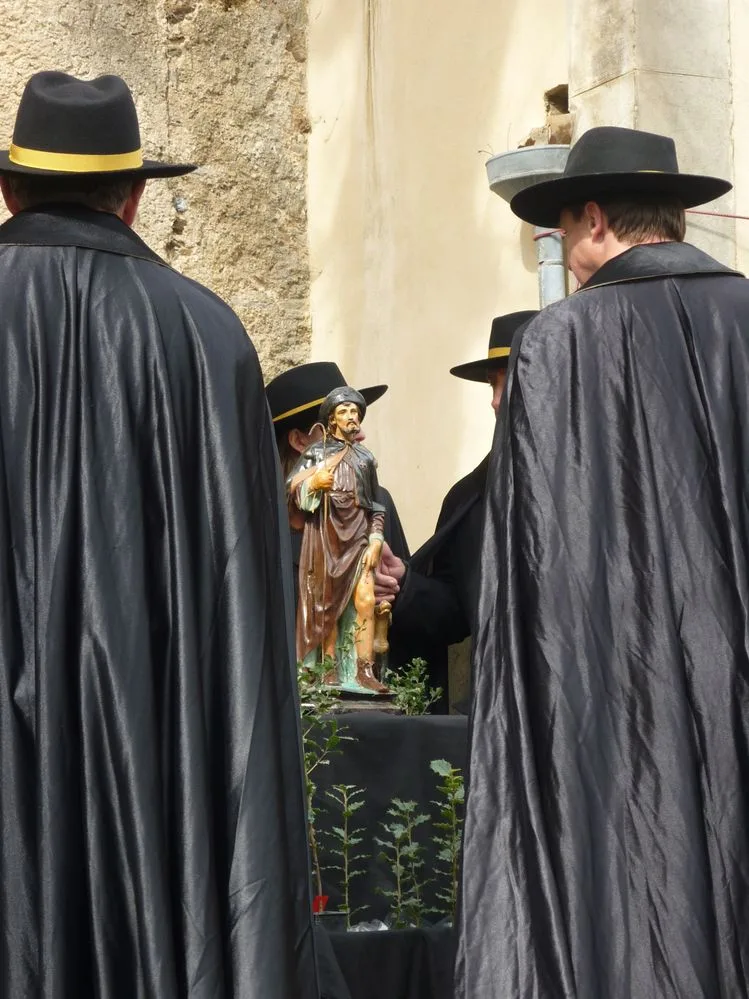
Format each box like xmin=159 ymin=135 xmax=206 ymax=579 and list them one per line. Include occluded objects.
xmin=273 ymin=384 xmax=388 ymax=435
xmin=510 ymin=171 xmax=733 ymax=228
xmin=450 ymin=357 xmax=508 ymax=383
xmin=0 ymin=150 xmax=196 ymax=179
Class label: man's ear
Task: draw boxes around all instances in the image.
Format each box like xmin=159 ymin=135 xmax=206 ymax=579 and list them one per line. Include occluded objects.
xmin=0 ymin=177 xmax=22 ymax=216
xmin=289 ymin=427 xmax=311 ymax=453
xmin=121 ymin=179 xmax=147 ymax=227
xmin=586 ymin=201 xmax=608 ymax=242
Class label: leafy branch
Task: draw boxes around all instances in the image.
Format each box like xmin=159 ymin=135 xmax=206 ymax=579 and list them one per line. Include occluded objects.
xmin=429 ymin=758 xmax=465 ymax=922
xmin=375 ymin=798 xmax=430 ymax=927
xmin=298 ymin=656 xmax=349 ymax=898
xmin=325 ymin=784 xmax=368 ymax=928
xmin=384 ymin=657 xmax=442 ymax=716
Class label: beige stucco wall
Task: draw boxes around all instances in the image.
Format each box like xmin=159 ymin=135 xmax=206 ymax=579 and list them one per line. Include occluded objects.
xmin=307 ymin=0 xmax=569 ymax=549
xmin=730 ymin=0 xmax=749 ymax=276
xmin=569 ymin=0 xmax=738 ymax=267
xmin=0 ymin=0 xmax=310 ymax=375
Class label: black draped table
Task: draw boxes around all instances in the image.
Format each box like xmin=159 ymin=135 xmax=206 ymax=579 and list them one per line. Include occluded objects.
xmin=311 ymin=712 xmax=467 ymax=999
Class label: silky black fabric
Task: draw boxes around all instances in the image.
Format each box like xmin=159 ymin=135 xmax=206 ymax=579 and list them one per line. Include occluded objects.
xmin=457 ymin=241 xmax=749 ymax=998
xmin=311 ymin=712 xmax=467 ymax=922
xmin=328 ymin=926 xmax=456 ymax=999
xmin=390 ymin=457 xmax=488 ymax=708
xmin=0 ymin=207 xmax=316 ymax=998
xmin=314 ymin=925 xmax=353 ymax=999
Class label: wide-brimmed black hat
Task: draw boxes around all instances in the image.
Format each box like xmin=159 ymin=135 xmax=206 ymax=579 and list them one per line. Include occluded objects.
xmin=450 ymin=310 xmax=538 ymax=382
xmin=266 ymin=362 xmax=387 ymax=435
xmin=510 ymin=126 xmax=731 ymax=228
xmin=0 ymin=71 xmax=195 ymax=179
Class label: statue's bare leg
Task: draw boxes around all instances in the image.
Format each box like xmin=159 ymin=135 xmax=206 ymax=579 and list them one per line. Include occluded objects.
xmin=321 ymin=623 xmax=338 ymax=684
xmin=354 ymin=568 xmax=387 ymax=692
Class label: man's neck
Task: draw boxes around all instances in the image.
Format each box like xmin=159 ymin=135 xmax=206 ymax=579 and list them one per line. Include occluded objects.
xmin=584 ymin=237 xmax=672 ymax=285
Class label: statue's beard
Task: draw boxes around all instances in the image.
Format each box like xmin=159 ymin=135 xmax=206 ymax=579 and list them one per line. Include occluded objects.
xmin=332 ymin=422 xmax=360 ymax=442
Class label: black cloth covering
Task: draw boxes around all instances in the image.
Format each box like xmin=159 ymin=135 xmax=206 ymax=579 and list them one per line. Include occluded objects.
xmin=0 ymin=207 xmax=316 ymax=998
xmin=458 ymin=241 xmax=749 ymax=997
xmin=311 ymin=712 xmax=467 ymax=922
xmin=390 ymin=457 xmax=488 ymax=706
xmin=328 ymin=926 xmax=455 ymax=999
xmin=314 ymin=925 xmax=353 ymax=999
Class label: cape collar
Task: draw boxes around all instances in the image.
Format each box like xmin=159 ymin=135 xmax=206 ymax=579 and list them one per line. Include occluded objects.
xmin=0 ymin=204 xmax=167 ymax=267
xmin=580 ymin=241 xmax=741 ymax=292
xmin=309 ymin=436 xmax=368 ymax=455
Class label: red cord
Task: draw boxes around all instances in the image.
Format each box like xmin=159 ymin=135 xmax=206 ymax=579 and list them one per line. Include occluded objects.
xmin=687 ymin=209 xmax=749 ymax=221
xmin=532 ymin=213 xmax=749 ymax=240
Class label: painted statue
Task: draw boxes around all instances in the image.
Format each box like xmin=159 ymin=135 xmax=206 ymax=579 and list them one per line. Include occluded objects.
xmin=287 ymin=387 xmax=391 ymax=693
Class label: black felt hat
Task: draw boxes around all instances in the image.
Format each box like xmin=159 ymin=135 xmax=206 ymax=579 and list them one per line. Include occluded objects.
xmin=450 ymin=311 xmax=538 ymax=382
xmin=0 ymin=71 xmax=195 ymax=178
xmin=266 ymin=362 xmax=387 ymax=435
xmin=510 ymin=126 xmax=731 ymax=229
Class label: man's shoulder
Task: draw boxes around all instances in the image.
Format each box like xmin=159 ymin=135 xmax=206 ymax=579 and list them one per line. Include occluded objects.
xmin=117 ymin=247 xmax=257 ymax=360
xmin=438 ymin=455 xmax=489 ymax=523
xmin=518 ymin=262 xmax=749 ymax=350
xmin=0 ymin=208 xmax=250 ymax=351
xmin=135 ymin=256 xmax=245 ymax=324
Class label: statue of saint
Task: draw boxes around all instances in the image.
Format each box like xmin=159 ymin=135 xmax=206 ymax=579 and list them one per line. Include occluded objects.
xmin=287 ymin=387 xmax=391 ymax=693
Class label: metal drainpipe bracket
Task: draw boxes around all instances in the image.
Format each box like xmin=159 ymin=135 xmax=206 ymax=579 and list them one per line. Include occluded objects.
xmin=485 ymin=145 xmax=571 ymax=307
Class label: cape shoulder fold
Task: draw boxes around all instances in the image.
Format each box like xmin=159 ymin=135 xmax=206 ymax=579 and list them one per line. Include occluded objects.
xmin=580 ymin=240 xmax=741 ymax=291
xmin=409 ymin=454 xmax=489 ymax=573
xmin=0 ymin=204 xmax=168 ymax=266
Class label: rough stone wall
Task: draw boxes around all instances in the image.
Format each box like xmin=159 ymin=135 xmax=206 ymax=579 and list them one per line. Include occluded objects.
xmin=0 ymin=0 xmax=310 ymax=377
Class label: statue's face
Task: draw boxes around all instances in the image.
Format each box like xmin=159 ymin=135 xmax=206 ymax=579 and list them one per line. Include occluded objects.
xmin=330 ymin=401 xmax=361 ymax=440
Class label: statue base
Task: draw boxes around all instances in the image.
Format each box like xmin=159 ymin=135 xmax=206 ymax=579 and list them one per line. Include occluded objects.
xmin=330 ymin=693 xmax=401 ymax=715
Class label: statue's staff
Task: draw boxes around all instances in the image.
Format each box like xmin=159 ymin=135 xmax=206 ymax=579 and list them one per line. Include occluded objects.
xmin=309 ymin=421 xmax=331 ymax=659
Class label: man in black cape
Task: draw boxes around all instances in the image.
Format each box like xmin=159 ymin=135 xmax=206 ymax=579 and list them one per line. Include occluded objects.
xmin=0 ymin=72 xmax=316 ymax=998
xmin=458 ymin=126 xmax=749 ymax=998
xmin=375 ymin=311 xmax=536 ymax=711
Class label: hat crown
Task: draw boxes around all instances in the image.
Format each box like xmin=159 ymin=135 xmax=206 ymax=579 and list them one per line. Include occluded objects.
xmin=266 ymin=362 xmax=347 ymax=418
xmin=489 ymin=310 xmax=539 ymax=352
xmin=564 ymin=126 xmax=679 ymax=180
xmin=11 ymin=71 xmax=141 ymax=156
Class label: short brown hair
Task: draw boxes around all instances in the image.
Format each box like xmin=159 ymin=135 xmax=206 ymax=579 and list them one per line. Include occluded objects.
xmin=4 ymin=173 xmax=138 ymax=214
xmin=569 ymin=194 xmax=686 ymax=243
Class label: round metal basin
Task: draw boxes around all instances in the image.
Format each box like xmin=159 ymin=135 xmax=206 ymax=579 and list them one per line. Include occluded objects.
xmin=486 ymin=145 xmax=570 ymax=203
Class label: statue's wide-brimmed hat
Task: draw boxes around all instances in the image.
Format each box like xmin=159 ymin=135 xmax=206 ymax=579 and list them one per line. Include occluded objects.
xmin=510 ymin=126 xmax=732 ymax=229
xmin=0 ymin=71 xmax=195 ymax=178
xmin=450 ymin=310 xmax=538 ymax=382
xmin=266 ymin=362 xmax=386 ymax=435
xmin=319 ymin=387 xmax=367 ymax=427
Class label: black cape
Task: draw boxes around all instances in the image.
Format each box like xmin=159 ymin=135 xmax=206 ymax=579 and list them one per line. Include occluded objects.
xmin=390 ymin=456 xmax=488 ymax=708
xmin=0 ymin=207 xmax=316 ymax=998
xmin=458 ymin=242 xmax=749 ymax=998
